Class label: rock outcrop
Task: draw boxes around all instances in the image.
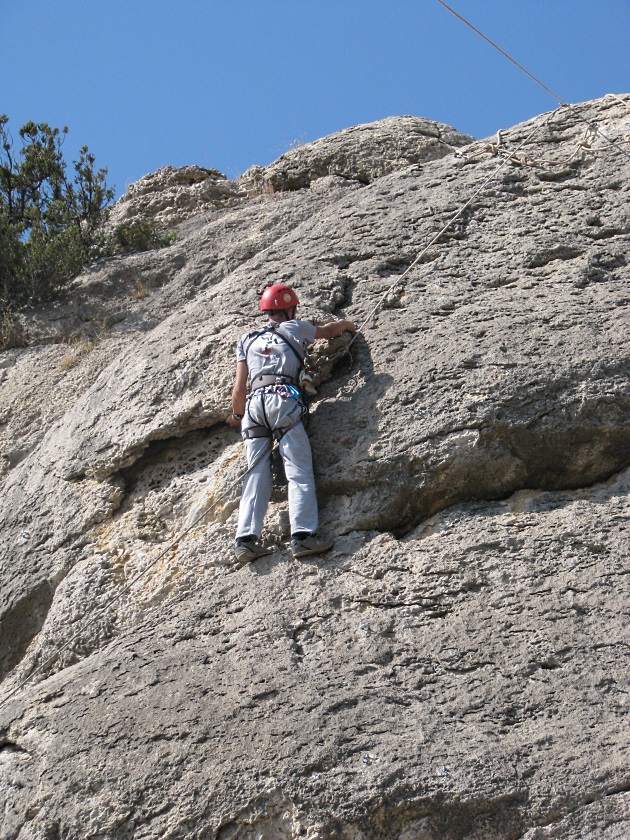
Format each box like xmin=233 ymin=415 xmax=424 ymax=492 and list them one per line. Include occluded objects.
xmin=108 ymin=164 xmax=243 ymax=229
xmin=238 ymin=116 xmax=474 ymax=194
xmin=0 ymin=95 xmax=629 ymax=839
xmin=107 ymin=117 xmax=474 ymax=229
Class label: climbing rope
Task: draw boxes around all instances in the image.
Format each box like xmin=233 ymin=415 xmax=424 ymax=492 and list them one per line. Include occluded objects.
xmin=434 ymin=0 xmax=630 ymax=163
xmin=456 ymin=123 xmax=630 ymax=169
xmin=320 ymin=7 xmax=630 ymax=367
xmin=327 ymin=115 xmax=549 ymax=362
xmin=606 ymin=92 xmax=630 ymax=113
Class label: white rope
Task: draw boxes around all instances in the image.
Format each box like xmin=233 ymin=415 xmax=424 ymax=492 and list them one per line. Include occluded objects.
xmin=349 ymin=117 xmax=545 ymax=343
xmin=606 ymin=92 xmax=630 ymax=113
xmin=340 ymin=5 xmax=630 ymax=344
xmin=434 ymin=0 xmax=630 ymax=163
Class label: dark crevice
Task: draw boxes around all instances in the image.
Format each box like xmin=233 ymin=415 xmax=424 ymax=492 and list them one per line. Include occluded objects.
xmin=0 ymin=361 xmax=356 ymax=685
xmin=523 ymin=245 xmax=584 ymax=269
xmin=1 ymin=423 xmax=235 ymax=686
xmin=117 ymin=422 xmax=234 ymax=501
xmin=585 ymin=226 xmax=629 ymax=241
xmin=606 ymin=781 xmax=630 ymax=797
xmin=527 ymin=783 xmax=630 ymax=836
xmin=99 ymin=306 xmax=361 ymax=493
xmin=327 ymin=788 xmax=530 ymax=840
xmin=0 ymin=739 xmax=30 ymax=756
xmin=376 ymin=258 xmax=413 ymax=278
xmin=291 ymin=627 xmax=305 ymax=658
xmin=535 ymin=158 xmax=586 ymax=182
xmin=319 ymin=252 xmax=375 ymax=270
xmin=324 ymin=421 xmax=630 ymax=539
xmin=394 ymin=458 xmax=630 ymax=539
xmin=0 ymin=581 xmax=55 ymax=684
xmin=324 ymin=697 xmax=360 ymax=715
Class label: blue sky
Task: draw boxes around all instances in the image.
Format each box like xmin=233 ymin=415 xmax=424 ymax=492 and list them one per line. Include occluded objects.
xmin=2 ymin=1 xmax=628 ymax=199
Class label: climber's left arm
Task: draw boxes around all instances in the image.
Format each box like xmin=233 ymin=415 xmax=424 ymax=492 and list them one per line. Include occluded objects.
xmin=314 ymin=319 xmax=357 ymax=340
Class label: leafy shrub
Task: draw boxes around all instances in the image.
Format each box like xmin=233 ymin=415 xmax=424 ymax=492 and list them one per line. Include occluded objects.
xmin=0 ymin=312 xmax=28 ymax=350
xmin=109 ymin=219 xmax=177 ymax=254
xmin=0 ymin=116 xmax=179 ymax=331
xmin=0 ymin=116 xmax=114 ymax=310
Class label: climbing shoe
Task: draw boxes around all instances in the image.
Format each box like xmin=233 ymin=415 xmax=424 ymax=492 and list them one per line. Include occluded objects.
xmin=234 ymin=538 xmax=274 ymax=564
xmin=290 ymin=534 xmax=334 ymax=559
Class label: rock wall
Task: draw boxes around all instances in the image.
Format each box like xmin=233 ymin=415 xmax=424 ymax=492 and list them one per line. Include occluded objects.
xmin=0 ymin=96 xmax=629 ymax=839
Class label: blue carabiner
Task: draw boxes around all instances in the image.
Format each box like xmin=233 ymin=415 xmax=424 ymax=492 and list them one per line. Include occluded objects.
xmin=276 ymin=384 xmax=300 ymax=399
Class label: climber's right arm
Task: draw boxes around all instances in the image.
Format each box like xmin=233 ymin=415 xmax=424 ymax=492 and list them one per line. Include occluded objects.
xmin=227 ymin=360 xmax=248 ymax=426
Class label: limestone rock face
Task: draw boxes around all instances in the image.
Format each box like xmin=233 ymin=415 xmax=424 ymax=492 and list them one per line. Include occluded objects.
xmin=239 ymin=116 xmax=474 ymax=193
xmin=108 ymin=164 xmax=243 ymax=229
xmin=1 ymin=95 xmax=629 ymax=839
xmin=107 ymin=117 xmax=473 ymax=229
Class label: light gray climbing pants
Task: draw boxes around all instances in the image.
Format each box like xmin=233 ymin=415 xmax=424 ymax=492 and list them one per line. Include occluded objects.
xmin=236 ymin=390 xmax=318 ymax=539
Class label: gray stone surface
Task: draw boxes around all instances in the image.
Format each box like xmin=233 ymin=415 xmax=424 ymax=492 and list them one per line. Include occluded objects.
xmin=0 ymin=95 xmax=629 ymax=838
xmin=238 ymin=116 xmax=474 ymax=193
xmin=108 ymin=164 xmax=243 ymax=229
xmin=106 ymin=117 xmax=473 ymax=229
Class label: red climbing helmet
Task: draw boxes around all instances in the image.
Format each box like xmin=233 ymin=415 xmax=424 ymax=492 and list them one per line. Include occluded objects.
xmin=259 ymin=284 xmax=300 ymax=312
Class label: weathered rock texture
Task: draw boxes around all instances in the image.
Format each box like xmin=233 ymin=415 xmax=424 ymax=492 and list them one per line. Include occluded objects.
xmin=109 ymin=164 xmax=243 ymax=229
xmin=108 ymin=117 xmax=474 ymax=229
xmin=1 ymin=95 xmax=629 ymax=839
xmin=238 ymin=116 xmax=474 ymax=194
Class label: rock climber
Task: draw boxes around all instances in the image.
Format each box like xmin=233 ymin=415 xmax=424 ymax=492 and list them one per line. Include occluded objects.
xmin=226 ymin=283 xmax=356 ymax=563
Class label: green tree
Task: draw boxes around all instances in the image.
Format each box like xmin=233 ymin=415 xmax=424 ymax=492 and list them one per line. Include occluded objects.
xmin=0 ymin=116 xmax=114 ymax=309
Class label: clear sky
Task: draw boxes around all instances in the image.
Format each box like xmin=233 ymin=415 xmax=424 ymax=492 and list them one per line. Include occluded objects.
xmin=2 ymin=1 xmax=628 ymax=199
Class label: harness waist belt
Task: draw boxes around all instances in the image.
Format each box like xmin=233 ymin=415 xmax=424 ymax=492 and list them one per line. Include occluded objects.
xmin=243 ymin=422 xmax=297 ymax=442
xmin=250 ymin=374 xmax=297 ymax=391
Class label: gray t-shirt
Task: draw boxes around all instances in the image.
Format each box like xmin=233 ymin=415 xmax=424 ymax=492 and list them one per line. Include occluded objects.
xmin=237 ymin=319 xmax=317 ymax=382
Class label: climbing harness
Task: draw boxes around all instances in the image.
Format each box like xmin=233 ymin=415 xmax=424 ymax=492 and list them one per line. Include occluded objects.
xmin=250 ymin=318 xmax=324 ymax=394
xmin=241 ymin=321 xmax=309 ymax=443
xmin=243 ymin=386 xmax=307 ymax=442
xmin=1 ymin=298 xmax=313 ymax=707
xmin=250 ymin=373 xmax=297 ymax=391
xmin=243 ymin=322 xmax=307 ymax=369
